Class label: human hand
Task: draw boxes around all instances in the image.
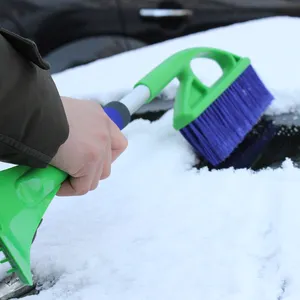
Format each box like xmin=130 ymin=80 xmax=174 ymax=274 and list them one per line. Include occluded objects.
xmin=50 ymin=96 xmax=128 ymax=196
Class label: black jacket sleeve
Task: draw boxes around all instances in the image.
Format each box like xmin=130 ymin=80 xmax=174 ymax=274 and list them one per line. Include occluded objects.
xmin=0 ymin=28 xmax=69 ymax=168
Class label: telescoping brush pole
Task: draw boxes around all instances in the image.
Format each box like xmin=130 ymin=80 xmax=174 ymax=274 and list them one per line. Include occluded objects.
xmin=102 ymin=85 xmax=151 ymax=128
xmin=0 ymin=47 xmax=273 ymax=287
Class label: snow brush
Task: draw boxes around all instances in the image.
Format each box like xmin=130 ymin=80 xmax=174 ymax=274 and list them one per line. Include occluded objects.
xmin=135 ymin=47 xmax=274 ymax=165
xmin=0 ymin=47 xmax=272 ymax=286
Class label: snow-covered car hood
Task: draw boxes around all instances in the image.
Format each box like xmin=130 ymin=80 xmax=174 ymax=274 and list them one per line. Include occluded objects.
xmin=1 ymin=16 xmax=300 ymax=300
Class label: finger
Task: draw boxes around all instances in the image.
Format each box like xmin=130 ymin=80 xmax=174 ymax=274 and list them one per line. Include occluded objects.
xmin=111 ymin=149 xmax=123 ymax=162
xmin=108 ymin=119 xmax=128 ymax=156
xmin=97 ymin=116 xmax=113 ymax=179
xmin=91 ymin=147 xmax=112 ymax=189
xmin=58 ymin=161 xmax=101 ymax=196
xmin=91 ymin=159 xmax=105 ymax=190
xmin=60 ymin=164 xmax=97 ymax=196
xmin=90 ymin=135 xmax=112 ymax=187
xmin=100 ymin=143 xmax=112 ymax=180
xmin=90 ymin=168 xmax=102 ymax=190
xmin=90 ymin=177 xmax=100 ymax=191
xmin=56 ymin=179 xmax=77 ymax=197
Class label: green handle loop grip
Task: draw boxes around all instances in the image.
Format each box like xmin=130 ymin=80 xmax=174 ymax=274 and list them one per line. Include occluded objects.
xmin=134 ymin=47 xmax=251 ymax=129
xmin=135 ymin=47 xmax=240 ymax=102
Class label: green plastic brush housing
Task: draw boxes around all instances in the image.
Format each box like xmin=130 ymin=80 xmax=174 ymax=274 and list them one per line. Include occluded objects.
xmin=135 ymin=47 xmax=251 ymax=130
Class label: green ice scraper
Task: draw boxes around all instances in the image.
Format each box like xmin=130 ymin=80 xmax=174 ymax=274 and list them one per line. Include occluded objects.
xmin=0 ymin=47 xmax=251 ymax=286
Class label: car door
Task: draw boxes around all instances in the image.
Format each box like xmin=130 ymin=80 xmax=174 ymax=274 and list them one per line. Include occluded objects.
xmin=118 ymin=0 xmax=300 ymax=45
xmin=119 ymin=0 xmax=198 ymax=44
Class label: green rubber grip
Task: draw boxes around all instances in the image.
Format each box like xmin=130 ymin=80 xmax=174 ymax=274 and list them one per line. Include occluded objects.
xmin=135 ymin=47 xmax=244 ymax=103
xmin=135 ymin=47 xmax=250 ymax=129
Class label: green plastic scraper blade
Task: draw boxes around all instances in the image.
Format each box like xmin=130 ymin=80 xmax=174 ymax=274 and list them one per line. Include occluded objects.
xmin=0 ymin=165 xmax=67 ymax=285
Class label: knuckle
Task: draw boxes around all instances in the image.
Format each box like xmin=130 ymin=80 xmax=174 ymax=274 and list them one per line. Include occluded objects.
xmin=98 ymin=131 xmax=110 ymax=143
xmin=76 ymin=187 xmax=90 ymax=196
xmin=91 ymin=181 xmax=99 ymax=191
xmin=97 ymin=118 xmax=111 ymax=141
xmin=86 ymin=146 xmax=99 ymax=162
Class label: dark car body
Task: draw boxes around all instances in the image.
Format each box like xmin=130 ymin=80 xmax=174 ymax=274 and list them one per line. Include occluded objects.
xmin=1 ymin=0 xmax=300 ymax=73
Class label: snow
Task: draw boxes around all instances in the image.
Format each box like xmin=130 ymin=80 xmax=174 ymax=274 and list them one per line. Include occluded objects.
xmin=1 ymin=16 xmax=300 ymax=299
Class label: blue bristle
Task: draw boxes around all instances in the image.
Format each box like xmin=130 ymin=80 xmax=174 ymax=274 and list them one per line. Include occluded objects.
xmin=180 ymin=65 xmax=274 ymax=166
xmin=220 ymin=120 xmax=277 ymax=169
